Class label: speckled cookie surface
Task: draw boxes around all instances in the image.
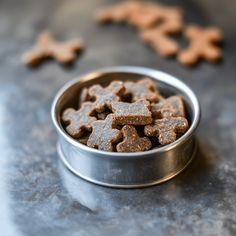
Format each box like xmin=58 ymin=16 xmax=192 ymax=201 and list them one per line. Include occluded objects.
xmin=62 ymin=78 xmax=189 ymax=151
xmin=124 ymin=78 xmax=160 ymax=102
xmin=144 ymin=116 xmax=189 ymax=145
xmin=87 ymin=114 xmax=122 ymax=151
xmin=117 ymin=125 xmax=152 ymax=152
xmin=88 ymin=80 xmax=125 ymax=112
xmin=151 ymin=95 xmax=185 ymax=118
xmin=62 ymin=102 xmax=96 ymax=138
xmin=111 ymin=99 xmax=153 ymax=125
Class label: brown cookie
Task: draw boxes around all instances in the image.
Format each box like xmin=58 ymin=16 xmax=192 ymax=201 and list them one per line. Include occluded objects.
xmin=178 ymin=25 xmax=223 ymax=66
xmin=96 ymin=1 xmax=140 ymax=23
xmin=127 ymin=3 xmax=163 ymax=30
xmin=62 ymin=102 xmax=96 ymax=138
xmin=96 ymin=4 xmax=127 ymax=23
xmin=22 ymin=31 xmax=84 ymax=66
xmin=140 ymin=7 xmax=183 ymax=57
xmin=87 ymin=114 xmax=122 ymax=151
xmin=117 ymin=125 xmax=152 ymax=152
xmin=144 ymin=117 xmax=189 ymax=145
xmin=141 ymin=30 xmax=179 ymax=57
xmin=111 ymin=99 xmax=152 ymax=125
xmin=151 ymin=95 xmax=185 ymax=118
xmin=124 ymin=78 xmax=159 ymax=102
xmin=88 ymin=80 xmax=125 ymax=112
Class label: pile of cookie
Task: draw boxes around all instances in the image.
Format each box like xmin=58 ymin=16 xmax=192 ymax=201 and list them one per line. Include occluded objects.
xmin=96 ymin=0 xmax=223 ymax=66
xmin=22 ymin=1 xmax=223 ymax=67
xmin=62 ymin=78 xmax=189 ymax=152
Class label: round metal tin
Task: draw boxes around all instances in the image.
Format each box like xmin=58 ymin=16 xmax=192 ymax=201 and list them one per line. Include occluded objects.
xmin=51 ymin=66 xmax=201 ymax=188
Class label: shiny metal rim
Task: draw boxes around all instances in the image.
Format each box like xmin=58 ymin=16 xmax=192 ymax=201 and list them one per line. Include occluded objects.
xmin=52 ymin=66 xmax=201 ymax=158
xmin=57 ymin=140 xmax=197 ymax=189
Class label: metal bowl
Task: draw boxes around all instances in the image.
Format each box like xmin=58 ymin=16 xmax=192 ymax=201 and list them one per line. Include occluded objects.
xmin=51 ymin=66 xmax=201 ymax=188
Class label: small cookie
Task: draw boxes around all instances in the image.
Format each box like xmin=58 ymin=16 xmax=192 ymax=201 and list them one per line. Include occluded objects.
xmin=117 ymin=125 xmax=152 ymax=152
xmin=62 ymin=102 xmax=96 ymax=138
xmin=87 ymin=114 xmax=122 ymax=151
xmin=111 ymin=99 xmax=152 ymax=125
xmin=127 ymin=3 xmax=163 ymax=30
xmin=156 ymin=7 xmax=183 ymax=33
xmin=139 ymin=7 xmax=183 ymax=57
xmin=178 ymin=25 xmax=223 ymax=66
xmin=96 ymin=1 xmax=141 ymax=23
xmin=124 ymin=78 xmax=159 ymax=102
xmin=22 ymin=31 xmax=84 ymax=66
xmin=151 ymin=95 xmax=185 ymax=118
xmin=144 ymin=117 xmax=189 ymax=145
xmin=88 ymin=80 xmax=125 ymax=112
xmin=141 ymin=30 xmax=179 ymax=57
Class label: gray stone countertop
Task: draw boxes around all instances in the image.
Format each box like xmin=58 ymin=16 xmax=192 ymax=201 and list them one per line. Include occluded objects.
xmin=0 ymin=0 xmax=235 ymax=235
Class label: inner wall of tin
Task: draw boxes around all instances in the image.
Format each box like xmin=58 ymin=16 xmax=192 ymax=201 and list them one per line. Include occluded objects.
xmin=56 ymin=72 xmax=194 ymax=132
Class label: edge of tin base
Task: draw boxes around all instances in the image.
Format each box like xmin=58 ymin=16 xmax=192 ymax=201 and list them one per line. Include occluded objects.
xmin=57 ymin=140 xmax=197 ymax=189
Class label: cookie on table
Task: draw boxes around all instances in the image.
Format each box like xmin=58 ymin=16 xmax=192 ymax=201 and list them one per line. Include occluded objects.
xmin=23 ymin=31 xmax=84 ymax=66
xmin=139 ymin=7 xmax=183 ymax=57
xmin=96 ymin=1 xmax=142 ymax=23
xmin=178 ymin=25 xmax=223 ymax=66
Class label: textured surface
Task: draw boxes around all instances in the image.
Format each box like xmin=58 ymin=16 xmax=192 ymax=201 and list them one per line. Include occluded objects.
xmin=0 ymin=0 xmax=236 ymax=235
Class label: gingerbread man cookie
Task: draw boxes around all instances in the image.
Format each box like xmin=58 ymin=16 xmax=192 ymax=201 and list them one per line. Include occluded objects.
xmin=62 ymin=102 xmax=96 ymax=138
xmin=151 ymin=95 xmax=185 ymax=118
xmin=178 ymin=25 xmax=223 ymax=65
xmin=88 ymin=80 xmax=125 ymax=112
xmin=144 ymin=117 xmax=189 ymax=145
xmin=140 ymin=7 xmax=183 ymax=57
xmin=87 ymin=114 xmax=122 ymax=151
xmin=127 ymin=3 xmax=164 ymax=30
xmin=23 ymin=31 xmax=84 ymax=66
xmin=117 ymin=125 xmax=152 ymax=152
xmin=96 ymin=1 xmax=141 ymax=23
xmin=124 ymin=78 xmax=160 ymax=102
